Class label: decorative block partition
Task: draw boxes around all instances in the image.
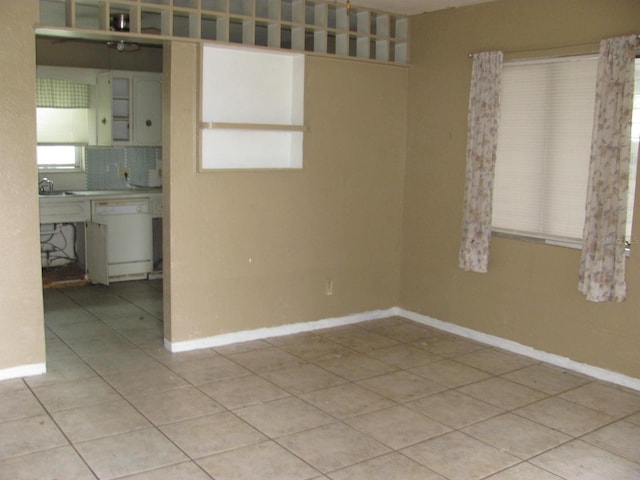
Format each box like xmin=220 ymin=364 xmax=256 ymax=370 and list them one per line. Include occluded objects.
xmin=38 ymin=0 xmax=409 ymax=64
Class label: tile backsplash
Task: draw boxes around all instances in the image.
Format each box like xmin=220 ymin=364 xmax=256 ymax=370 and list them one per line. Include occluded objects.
xmin=85 ymin=146 xmax=162 ymax=190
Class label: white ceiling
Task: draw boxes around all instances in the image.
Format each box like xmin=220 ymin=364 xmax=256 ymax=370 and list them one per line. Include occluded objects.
xmin=352 ymin=0 xmax=495 ymax=15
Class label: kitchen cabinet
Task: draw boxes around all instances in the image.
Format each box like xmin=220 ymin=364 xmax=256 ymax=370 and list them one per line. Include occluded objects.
xmin=40 ymin=191 xmax=162 ymax=285
xmin=97 ymin=72 xmax=162 ymax=146
xmin=39 ymin=196 xmax=90 ymax=224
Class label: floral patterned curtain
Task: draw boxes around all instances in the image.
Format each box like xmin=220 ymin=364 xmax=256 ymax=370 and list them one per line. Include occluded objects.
xmin=579 ymin=35 xmax=638 ymax=302
xmin=459 ymin=51 xmax=504 ymax=272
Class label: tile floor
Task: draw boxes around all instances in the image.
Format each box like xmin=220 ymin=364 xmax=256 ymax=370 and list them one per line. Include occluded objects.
xmin=1 ymin=280 xmax=639 ymax=479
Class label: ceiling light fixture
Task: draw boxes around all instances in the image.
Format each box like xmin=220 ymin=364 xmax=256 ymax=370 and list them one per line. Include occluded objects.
xmin=107 ymin=40 xmax=141 ymax=53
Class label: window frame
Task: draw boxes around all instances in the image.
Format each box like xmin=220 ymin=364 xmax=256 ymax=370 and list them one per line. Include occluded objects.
xmin=490 ymin=55 xmax=639 ymax=251
xmin=36 ymin=144 xmax=85 ymax=172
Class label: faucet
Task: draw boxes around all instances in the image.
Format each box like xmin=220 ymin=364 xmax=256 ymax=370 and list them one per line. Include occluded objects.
xmin=39 ymin=177 xmax=54 ymax=194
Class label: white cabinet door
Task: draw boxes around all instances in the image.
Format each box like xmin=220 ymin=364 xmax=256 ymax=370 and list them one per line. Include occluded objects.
xmin=86 ymin=221 xmax=109 ymax=285
xmin=133 ymin=76 xmax=162 ymax=146
xmin=96 ymin=72 xmax=162 ymax=146
xmin=96 ymin=73 xmax=113 ymax=146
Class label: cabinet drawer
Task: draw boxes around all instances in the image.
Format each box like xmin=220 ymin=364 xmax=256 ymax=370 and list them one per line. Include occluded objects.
xmin=39 ymin=199 xmax=90 ymax=224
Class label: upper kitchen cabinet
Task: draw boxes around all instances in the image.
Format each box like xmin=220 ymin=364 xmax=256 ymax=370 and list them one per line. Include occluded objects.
xmin=97 ymin=71 xmax=163 ymax=146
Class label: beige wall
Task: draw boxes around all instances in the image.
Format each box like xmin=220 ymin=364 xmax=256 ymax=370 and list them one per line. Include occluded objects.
xmin=165 ymin=43 xmax=408 ymax=342
xmin=0 ymin=1 xmax=46 ymax=372
xmin=4 ymin=0 xmax=639 ymax=384
xmin=401 ymin=0 xmax=640 ymax=378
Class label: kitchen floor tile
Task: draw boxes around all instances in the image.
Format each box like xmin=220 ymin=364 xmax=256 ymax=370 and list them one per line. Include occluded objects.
xmin=364 ymin=320 xmax=441 ymax=343
xmin=75 ymin=427 xmax=188 ymax=479
xmin=626 ymin=411 xmax=640 ymax=426
xmin=408 ymin=358 xmax=491 ymax=388
xmin=412 ymin=334 xmax=486 ymax=357
xmin=530 ymin=440 xmax=640 ymax=480
xmin=315 ymin=352 xmax=398 ymax=381
xmin=356 ymin=370 xmax=446 ymax=402
xmin=197 ymin=441 xmax=320 ymax=480
xmin=457 ymin=376 xmax=548 ymax=410
xmin=0 ymin=446 xmax=96 ymax=480
xmin=31 ymin=375 xmax=122 ymax=412
xmin=461 ymin=412 xmax=571 ymax=459
xmin=484 ymin=462 xmax=564 ymax=479
xmin=80 ymin=349 xmax=160 ymax=376
xmin=51 ymin=398 xmax=151 ymax=442
xmin=115 ymin=461 xmax=212 ymax=480
xmin=327 ymin=452 xmax=445 ymax=480
xmin=0 ymin=414 xmax=68 ymax=460
xmin=167 ymin=355 xmax=251 ymax=385
xmin=300 ymin=383 xmax=395 ymax=420
xmin=582 ymin=420 xmax=640 ymax=463
xmin=0 ymin=387 xmax=46 ymax=422
xmin=198 ymin=374 xmax=290 ymax=409
xmin=7 ymin=284 xmax=640 ymax=480
xmin=558 ymin=382 xmax=640 ymax=418
xmin=103 ymin=364 xmax=189 ymax=398
xmin=159 ymin=411 xmax=266 ymax=458
xmin=365 ymin=344 xmax=442 ymax=369
xmin=502 ymin=363 xmax=590 ymax=395
xmin=226 ymin=346 xmax=307 ymax=373
xmin=454 ymin=348 xmax=537 ymax=375
xmin=234 ymin=396 xmax=335 ymax=437
xmin=402 ymin=431 xmax=519 ymax=480
xmin=261 ymin=363 xmax=347 ymax=395
xmin=23 ymin=355 xmax=97 ymax=388
xmin=514 ymin=396 xmax=616 ymax=436
xmin=267 ymin=333 xmax=352 ymax=361
xmin=278 ymin=423 xmax=391 ymax=473
xmin=405 ymin=389 xmax=503 ymax=428
xmin=128 ymin=385 xmax=224 ymax=426
xmin=345 ymin=405 xmax=451 ymax=449
xmin=317 ymin=326 xmax=399 ymax=353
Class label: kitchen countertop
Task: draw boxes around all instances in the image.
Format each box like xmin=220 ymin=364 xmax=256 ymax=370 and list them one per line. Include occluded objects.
xmin=39 ymin=189 xmax=162 ymax=201
xmin=39 ymin=189 xmax=163 ymax=223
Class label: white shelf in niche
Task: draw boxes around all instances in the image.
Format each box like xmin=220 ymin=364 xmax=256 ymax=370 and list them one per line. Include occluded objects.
xmin=200 ymin=44 xmax=305 ymax=170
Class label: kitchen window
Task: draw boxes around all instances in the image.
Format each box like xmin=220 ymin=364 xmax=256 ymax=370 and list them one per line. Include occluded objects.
xmin=491 ymin=56 xmax=640 ymax=247
xmin=36 ymin=74 xmax=92 ymax=172
xmin=36 ymin=145 xmax=83 ymax=171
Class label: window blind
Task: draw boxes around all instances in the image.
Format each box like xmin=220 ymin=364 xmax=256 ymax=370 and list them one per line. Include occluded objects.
xmin=36 ymin=77 xmax=90 ymax=108
xmin=492 ymin=55 xmax=598 ymax=241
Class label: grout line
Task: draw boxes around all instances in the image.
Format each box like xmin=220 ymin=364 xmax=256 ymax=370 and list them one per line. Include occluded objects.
xmin=14 ymin=286 xmax=640 ymax=479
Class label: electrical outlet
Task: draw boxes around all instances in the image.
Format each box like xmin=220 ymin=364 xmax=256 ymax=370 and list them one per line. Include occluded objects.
xmin=325 ymin=279 xmax=333 ymax=296
xmin=118 ymin=166 xmax=129 ymax=179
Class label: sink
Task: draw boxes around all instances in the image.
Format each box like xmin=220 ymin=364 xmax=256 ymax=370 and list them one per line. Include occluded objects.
xmin=39 ymin=191 xmax=74 ymax=197
xmin=68 ymin=189 xmax=161 ymax=196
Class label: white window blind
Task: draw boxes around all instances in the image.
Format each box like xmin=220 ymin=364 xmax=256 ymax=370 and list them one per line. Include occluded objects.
xmin=629 ymin=60 xmax=640 ymax=243
xmin=492 ymin=55 xmax=598 ymax=241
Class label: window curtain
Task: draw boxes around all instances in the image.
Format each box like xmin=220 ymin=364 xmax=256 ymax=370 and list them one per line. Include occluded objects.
xmin=36 ymin=77 xmax=90 ymax=108
xmin=579 ymin=35 xmax=638 ymax=302
xmin=459 ymin=51 xmax=504 ymax=272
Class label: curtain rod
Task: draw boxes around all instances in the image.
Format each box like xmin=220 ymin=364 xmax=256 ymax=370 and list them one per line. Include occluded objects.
xmin=467 ymin=34 xmax=640 ymax=58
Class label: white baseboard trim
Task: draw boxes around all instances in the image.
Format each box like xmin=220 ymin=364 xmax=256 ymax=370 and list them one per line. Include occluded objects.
xmin=396 ymin=307 xmax=640 ymax=392
xmin=164 ymin=305 xmax=639 ymax=392
xmin=0 ymin=362 xmax=46 ymax=381
xmin=165 ymin=307 xmax=397 ymax=353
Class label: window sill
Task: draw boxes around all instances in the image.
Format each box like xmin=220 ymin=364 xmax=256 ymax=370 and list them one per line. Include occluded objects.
xmin=492 ymin=229 xmax=631 ymax=256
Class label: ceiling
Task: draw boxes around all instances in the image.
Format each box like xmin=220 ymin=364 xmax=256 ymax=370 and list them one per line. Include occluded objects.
xmin=352 ymin=0 xmax=495 ymax=15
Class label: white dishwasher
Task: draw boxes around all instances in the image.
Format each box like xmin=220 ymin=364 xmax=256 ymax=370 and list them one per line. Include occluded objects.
xmin=86 ymin=198 xmax=153 ymax=285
